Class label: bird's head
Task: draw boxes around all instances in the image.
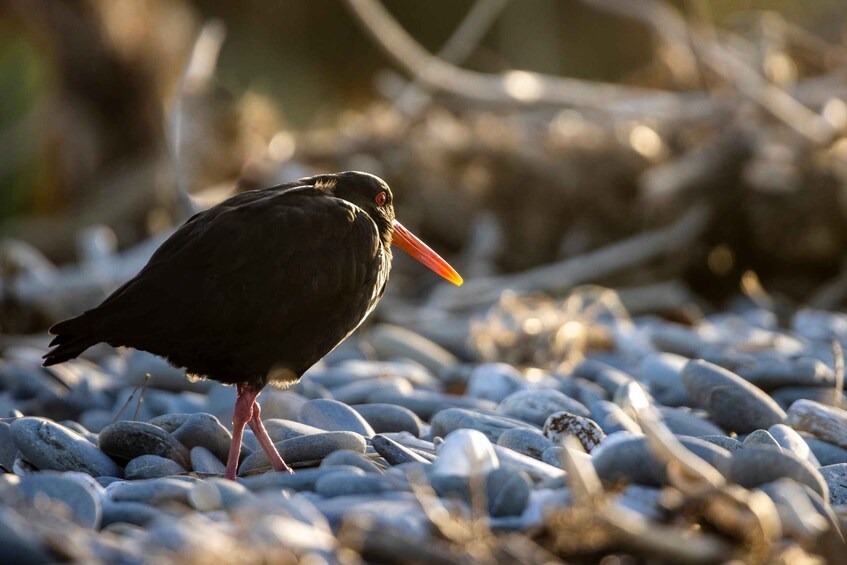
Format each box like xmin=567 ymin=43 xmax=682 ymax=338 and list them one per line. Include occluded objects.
xmin=302 ymin=171 xmax=463 ymax=286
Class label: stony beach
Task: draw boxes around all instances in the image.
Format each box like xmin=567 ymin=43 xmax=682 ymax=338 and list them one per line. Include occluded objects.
xmin=1 ymin=300 xmax=846 ymax=563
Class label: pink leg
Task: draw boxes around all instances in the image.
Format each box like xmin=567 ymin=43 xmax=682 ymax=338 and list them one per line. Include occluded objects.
xmin=224 ymin=385 xmax=257 ymax=480
xmin=248 ymin=399 xmax=293 ymax=474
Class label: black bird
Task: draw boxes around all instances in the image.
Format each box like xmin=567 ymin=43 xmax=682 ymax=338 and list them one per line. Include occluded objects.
xmin=43 ymin=171 xmax=462 ymax=479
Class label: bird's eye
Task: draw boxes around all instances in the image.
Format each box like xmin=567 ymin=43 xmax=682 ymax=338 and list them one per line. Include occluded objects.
xmin=375 ymin=191 xmax=388 ymax=206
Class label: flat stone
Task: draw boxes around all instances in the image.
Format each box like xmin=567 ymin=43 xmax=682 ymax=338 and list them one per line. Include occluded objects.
xmin=18 ymin=472 xmax=102 ymax=528
xmin=786 ymin=399 xmax=847 ymax=449
xmin=372 ymin=434 xmax=430 ymax=465
xmin=98 ymin=421 xmax=190 ymax=468
xmin=681 ymin=360 xmax=786 ymax=433
xmin=430 ymin=408 xmax=538 ymax=443
xmin=190 ymin=446 xmax=226 ymax=475
xmin=589 ymin=401 xmax=641 ymax=435
xmin=465 ymin=363 xmax=526 ymax=403
xmin=101 ymin=500 xmax=163 ymax=527
xmin=10 ymin=417 xmax=122 ymax=477
xmin=330 ymin=378 xmax=413 ymax=405
xmin=638 ymin=353 xmax=691 ymax=406
xmin=736 ymin=358 xmax=835 ymax=390
xmin=320 ymin=449 xmax=382 ymax=473
xmin=0 ymin=506 xmax=53 ymax=565
xmin=720 ymin=446 xmax=828 ymax=499
xmin=572 ymin=361 xmax=635 ymax=396
xmin=543 ymin=411 xmax=605 ymax=452
xmin=170 ymin=413 xmax=232 ymax=462
xmin=315 ymin=471 xmax=407 ymax=497
xmin=493 ymin=445 xmax=566 ymax=482
xmin=0 ymin=421 xmax=18 ymax=471
xmin=239 ymin=432 xmax=367 ymax=475
xmin=106 ymin=477 xmax=193 ymax=504
xmin=352 ymin=404 xmax=423 ymax=436
xmin=700 ymin=435 xmax=744 ymax=452
xmin=771 ymin=387 xmax=847 ymax=410
xmin=432 ymin=429 xmax=499 ymax=477
xmin=768 ymin=424 xmax=819 ymax=466
xmin=742 ymin=430 xmax=782 ymax=450
xmin=262 ymin=419 xmax=325 ymax=442
xmin=818 ymin=464 xmax=847 ymax=505
xmin=496 ymin=428 xmax=553 ymax=460
xmin=124 ymin=455 xmax=187 ymax=480
xmin=485 ymin=467 xmax=531 ymax=517
xmin=806 ymin=438 xmax=847 ymax=466
xmin=498 ymin=389 xmax=589 ymax=425
xmin=364 ymin=391 xmax=497 ymax=420
xmin=658 ymin=407 xmax=725 ymax=437
xmin=298 ymin=399 xmax=375 ymax=436
xmin=616 ymin=484 xmax=665 ymax=520
xmin=366 ymin=324 xmax=458 ymax=375
xmin=591 ymin=433 xmax=731 ymax=487
xmin=146 ymin=413 xmax=191 ymax=433
xmin=189 ymin=478 xmax=255 ymax=511
xmin=239 ymin=465 xmax=366 ymax=492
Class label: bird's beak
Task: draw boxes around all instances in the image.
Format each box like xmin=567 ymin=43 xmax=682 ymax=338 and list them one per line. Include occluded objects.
xmin=391 ymin=220 xmax=463 ymax=286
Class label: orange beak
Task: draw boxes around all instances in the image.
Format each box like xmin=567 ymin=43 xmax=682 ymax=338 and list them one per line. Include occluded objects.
xmin=391 ymin=220 xmax=463 ymax=286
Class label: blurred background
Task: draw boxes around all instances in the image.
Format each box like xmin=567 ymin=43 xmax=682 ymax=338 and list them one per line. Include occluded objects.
xmin=2 ymin=0 xmax=847 ymax=352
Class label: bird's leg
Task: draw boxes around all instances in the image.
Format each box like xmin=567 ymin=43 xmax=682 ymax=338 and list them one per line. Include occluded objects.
xmin=224 ymin=384 xmax=257 ymax=480
xmin=247 ymin=398 xmax=294 ymax=474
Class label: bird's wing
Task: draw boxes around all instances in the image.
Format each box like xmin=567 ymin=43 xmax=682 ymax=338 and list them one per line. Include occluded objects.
xmin=85 ymin=186 xmax=381 ymax=350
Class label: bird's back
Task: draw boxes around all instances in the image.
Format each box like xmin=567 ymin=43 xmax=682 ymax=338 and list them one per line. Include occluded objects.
xmin=44 ymin=185 xmax=389 ymax=388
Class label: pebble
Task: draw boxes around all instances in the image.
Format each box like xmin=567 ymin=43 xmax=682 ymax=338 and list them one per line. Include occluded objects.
xmin=657 ymin=407 xmax=725 ymax=437
xmin=239 ymin=465 xmax=365 ymax=492
xmin=0 ymin=506 xmax=54 ymax=564
xmin=771 ymin=387 xmax=847 ymax=410
xmin=330 ymin=377 xmax=413 ymax=405
xmin=98 ymin=421 xmax=190 ymax=468
xmin=190 ymin=446 xmax=226 ymax=475
xmin=591 ymin=433 xmax=731 ymax=486
xmin=805 ymin=438 xmax=847 ymax=466
xmin=573 ymin=361 xmax=635 ymax=396
xmin=170 ymin=413 xmax=232 ymax=462
xmin=736 ymin=358 xmax=835 ymax=390
xmin=818 ymin=464 xmax=847 ymax=505
xmin=497 ymin=428 xmax=553 ymax=460
xmin=372 ymin=434 xmax=430 ymax=465
xmin=238 ymin=431 xmax=367 ymax=475
xmin=106 ymin=478 xmax=193 ymax=504
xmin=720 ymin=446 xmax=828 ymax=499
xmin=262 ymin=419 xmax=325 ymax=442
xmin=366 ymin=324 xmax=458 ymax=375
xmin=299 ymin=399 xmax=376 ymax=436
xmin=10 ymin=417 xmax=123 ymax=477
xmin=124 ymin=455 xmax=187 ymax=480
xmin=431 ymin=429 xmax=499 ymax=477
xmin=589 ymin=401 xmax=641 ymax=435
xmin=742 ymin=430 xmax=782 ymax=450
xmin=700 ymin=435 xmax=744 ymax=452
xmin=616 ymin=485 xmax=665 ymax=521
xmin=768 ymin=424 xmax=820 ymax=467
xmin=430 ymin=408 xmax=537 ymax=443
xmin=543 ymin=411 xmax=605 ymax=452
xmin=681 ymin=360 xmax=787 ymax=432
xmin=189 ymin=478 xmax=254 ymax=511
xmin=315 ymin=471 xmax=406 ymax=497
xmin=18 ymin=472 xmax=102 ymax=528
xmin=638 ymin=352 xmax=690 ymax=406
xmin=321 ymin=449 xmax=383 ymax=473
xmin=498 ymin=389 xmax=590 ymax=425
xmin=101 ymin=500 xmax=163 ymax=527
xmin=364 ymin=390 xmax=497 ymax=420
xmin=785 ymin=399 xmax=847 ymax=449
xmin=493 ymin=445 xmax=566 ymax=482
xmin=0 ymin=421 xmax=18 ymax=470
xmin=485 ymin=468 xmax=531 ymax=517
xmin=146 ymin=413 xmax=191 ymax=433
xmin=352 ymin=403 xmax=423 ymax=436
xmin=465 ymin=363 xmax=526 ymax=403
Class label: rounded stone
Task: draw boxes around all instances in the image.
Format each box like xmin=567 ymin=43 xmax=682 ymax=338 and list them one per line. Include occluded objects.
xmin=638 ymin=352 xmax=690 ymax=406
xmin=321 ymin=449 xmax=382 ymax=473
xmin=720 ymin=446 xmax=828 ymax=499
xmin=658 ymin=407 xmax=725 ymax=437
xmin=485 ymin=467 xmax=531 ymax=517
xmin=238 ymin=432 xmax=367 ymax=475
xmin=106 ymin=477 xmax=194 ymax=505
xmin=190 ymin=446 xmax=226 ymax=475
xmin=742 ymin=430 xmax=782 ymax=450
xmin=681 ymin=360 xmax=787 ymax=433
xmin=768 ymin=424 xmax=819 ymax=466
xmin=352 ymin=404 xmax=423 ymax=436
xmin=496 ymin=428 xmax=553 ymax=460
xmin=589 ymin=400 xmax=641 ymax=436
xmin=806 ymin=438 xmax=847 ymax=466
xmin=371 ymin=434 xmax=430 ymax=465
xmin=315 ymin=472 xmax=405 ymax=497
xmin=18 ymin=472 xmax=102 ymax=529
xmin=430 ymin=408 xmax=537 ymax=443
xmin=818 ymin=464 xmax=847 ymax=505
xmin=299 ymin=399 xmax=375 ymax=436
xmin=98 ymin=421 xmax=190 ymax=468
xmin=170 ymin=413 xmax=232 ymax=462
xmin=432 ymin=429 xmax=499 ymax=477
xmin=124 ymin=455 xmax=187 ymax=480
xmin=543 ymin=411 xmax=605 ymax=452
xmin=786 ymin=399 xmax=847 ymax=449
xmin=497 ymin=389 xmax=589 ymax=425
xmin=10 ymin=417 xmax=122 ymax=477
xmin=465 ymin=363 xmax=526 ymax=403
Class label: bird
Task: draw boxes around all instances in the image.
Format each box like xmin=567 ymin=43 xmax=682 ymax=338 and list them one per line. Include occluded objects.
xmin=42 ymin=171 xmax=462 ymax=479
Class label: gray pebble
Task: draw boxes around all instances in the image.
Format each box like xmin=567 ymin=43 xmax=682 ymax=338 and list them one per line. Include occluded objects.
xmin=321 ymin=450 xmax=382 ymax=473
xmin=591 ymin=433 xmax=731 ymax=487
xmin=465 ymin=363 xmax=526 ymax=403
xmin=430 ymin=408 xmax=537 ymax=443
xmin=171 ymin=413 xmax=232 ymax=462
xmin=616 ymin=485 xmax=665 ymax=520
xmin=658 ymin=407 xmax=725 ymax=437
xmin=700 ymin=435 xmax=744 ymax=452
xmin=189 ymin=478 xmax=255 ymax=511
xmin=736 ymin=358 xmax=835 ymax=391
xmin=428 ymin=473 xmax=472 ymax=499
xmin=543 ymin=411 xmax=605 ymax=452
xmin=0 ymin=421 xmax=17 ymax=470
xmin=258 ymin=390 xmax=308 ymax=421
xmin=10 ymin=417 xmax=122 ymax=477
xmin=239 ymin=431 xmax=367 ymax=475
xmin=742 ymin=430 xmax=782 ymax=450
xmin=239 ymin=465 xmax=366 ymax=492
xmin=146 ymin=413 xmax=191 ymax=433
xmin=364 ymin=390 xmax=497 ymax=420
xmin=768 ymin=424 xmax=819 ymax=467
xmin=352 ymin=404 xmax=423 ymax=436
xmin=638 ymin=352 xmax=690 ymax=406
xmin=486 ymin=467 xmax=531 ymax=517
xmin=190 ymin=446 xmax=226 ymax=475
xmin=101 ymin=500 xmax=163 ymax=527
xmin=771 ymin=387 xmax=847 ymax=410
xmin=263 ymin=419 xmax=325 ymax=442
xmin=125 ymin=455 xmax=186 ymax=480
xmin=498 ymin=389 xmax=589 ymax=426
xmin=0 ymin=506 xmax=53 ymax=564
xmin=372 ymin=434 xmax=431 ymax=465
xmin=758 ymin=479 xmax=830 ymax=540
xmin=573 ymin=361 xmax=635 ymax=396
xmin=330 ymin=378 xmax=412 ymax=405
xmin=299 ymin=399 xmax=375 ymax=436
xmin=366 ymin=324 xmax=458 ymax=375
xmin=315 ymin=471 xmax=406 ymax=497
xmin=818 ymin=464 xmax=847 ymax=505
xmin=18 ymin=472 xmax=102 ymax=528
xmin=806 ymin=438 xmax=847 ymax=466
xmin=98 ymin=421 xmax=190 ymax=468
xmin=493 ymin=445 xmax=566 ymax=482
xmin=106 ymin=477 xmax=193 ymax=504
xmin=681 ymin=360 xmax=786 ymax=433
xmin=786 ymin=399 xmax=847 ymax=449
xmin=720 ymin=446 xmax=828 ymax=499
xmin=497 ymin=428 xmax=553 ymax=460
xmin=589 ymin=401 xmax=641 ymax=435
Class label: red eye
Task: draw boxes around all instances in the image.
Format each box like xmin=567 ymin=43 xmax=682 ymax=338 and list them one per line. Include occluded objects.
xmin=375 ymin=191 xmax=388 ymax=206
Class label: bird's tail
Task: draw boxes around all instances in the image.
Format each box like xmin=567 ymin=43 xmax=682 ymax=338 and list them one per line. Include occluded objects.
xmin=42 ymin=314 xmax=99 ymax=366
